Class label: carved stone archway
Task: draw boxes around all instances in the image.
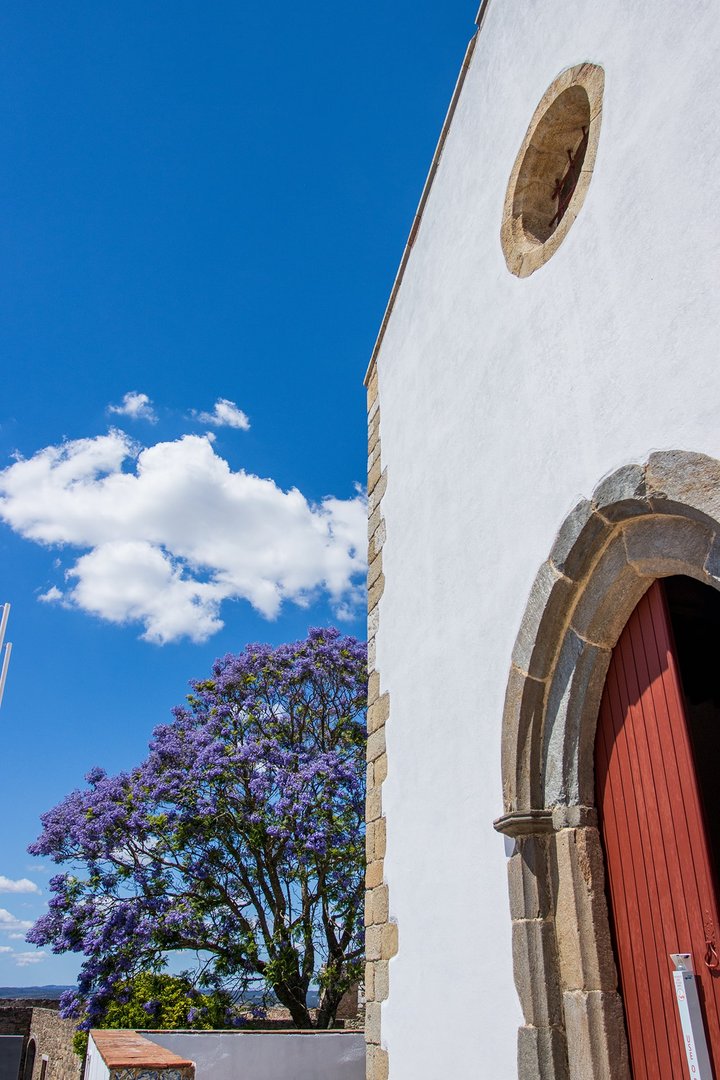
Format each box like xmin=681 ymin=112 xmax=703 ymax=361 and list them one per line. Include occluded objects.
xmin=495 ymin=450 xmax=720 ymax=1080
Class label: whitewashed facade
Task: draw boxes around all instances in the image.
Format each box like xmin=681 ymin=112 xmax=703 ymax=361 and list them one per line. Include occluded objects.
xmin=364 ymin=2 xmax=720 ymax=1078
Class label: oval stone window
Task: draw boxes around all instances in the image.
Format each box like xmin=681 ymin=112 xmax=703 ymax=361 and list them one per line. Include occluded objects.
xmin=501 ymin=63 xmax=604 ymax=277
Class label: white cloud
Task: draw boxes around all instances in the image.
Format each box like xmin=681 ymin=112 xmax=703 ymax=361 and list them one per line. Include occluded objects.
xmin=108 ymin=391 xmax=157 ymax=423
xmin=0 ymin=876 xmax=40 ymax=895
xmin=194 ymin=398 xmax=250 ymax=430
xmin=0 ymin=908 xmax=33 ymax=935
xmin=0 ymin=431 xmax=366 ymax=643
xmin=38 ymin=586 xmax=62 ymax=604
xmin=0 ymin=946 xmax=12 ymax=954
xmin=13 ymin=951 xmax=46 ymax=967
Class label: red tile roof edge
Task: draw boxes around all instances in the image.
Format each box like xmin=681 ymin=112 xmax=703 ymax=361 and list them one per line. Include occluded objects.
xmin=90 ymin=1030 xmax=194 ymax=1069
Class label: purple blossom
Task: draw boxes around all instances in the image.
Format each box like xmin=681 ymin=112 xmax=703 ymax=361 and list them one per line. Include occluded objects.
xmin=28 ymin=628 xmax=366 ymax=1030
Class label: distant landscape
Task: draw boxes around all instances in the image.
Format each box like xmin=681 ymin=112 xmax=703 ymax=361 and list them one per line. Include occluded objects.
xmin=0 ymin=986 xmax=72 ymax=999
xmin=0 ymin=985 xmax=322 ymax=1007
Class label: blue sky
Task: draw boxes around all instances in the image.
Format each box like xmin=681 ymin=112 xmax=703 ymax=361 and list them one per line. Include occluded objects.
xmin=0 ymin=1 xmax=476 ymax=984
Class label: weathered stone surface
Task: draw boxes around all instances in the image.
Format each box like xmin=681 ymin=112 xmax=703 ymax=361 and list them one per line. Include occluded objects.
xmin=367 ymin=458 xmax=383 ymax=496
xmin=563 ymin=989 xmax=630 ymax=1080
xmin=508 ymin=836 xmax=551 ymax=921
xmin=549 ymin=500 xmax=612 ymax=582
xmin=364 ymin=962 xmax=375 ymax=1002
xmin=365 ymin=925 xmax=382 ymax=962
xmin=365 ymin=1001 xmax=381 ymax=1045
xmin=366 ymin=818 xmax=386 ymax=862
xmin=646 ymin=450 xmax=720 ymax=525
xmin=553 ymin=827 xmax=618 ymax=992
xmin=368 ymin=694 xmax=390 ymax=735
xmin=705 ymin=534 xmax=720 ymax=585
xmin=368 ymin=505 xmax=382 ymax=542
xmin=369 ymin=518 xmax=387 ymax=562
xmin=364 ymin=890 xmax=374 ymax=927
xmin=365 ymin=825 xmax=374 ymax=864
xmin=366 ymin=859 xmax=383 ymax=890
xmin=512 ymin=919 xmax=563 ymax=1026
xmin=364 ymin=386 xmax=392 ymax=1078
xmin=381 ymin=922 xmax=398 ymax=960
xmin=366 ymin=369 xmax=378 ymax=411
xmin=495 ymin=809 xmax=554 ymax=838
xmin=569 ymin=534 xmax=649 ymax=649
xmin=367 ymin=471 xmax=387 ymax=517
xmin=367 ymin=1044 xmax=388 ymax=1080
xmin=366 ymin=784 xmax=382 ymax=823
xmin=502 ymin=665 xmax=547 ymax=812
xmin=543 ymin=630 xmax=611 ymax=806
xmin=592 ymin=464 xmax=648 ymax=522
xmin=517 ymin=1024 xmax=569 ymax=1080
xmin=0 ymin=1004 xmax=82 ymax=1080
xmin=368 ymin=409 xmax=380 ymax=447
xmin=368 ymin=572 xmax=385 ymax=614
xmin=370 ymin=885 xmax=389 ymax=926
xmin=367 ymin=727 xmax=386 ymax=764
xmin=512 ymin=561 xmax=576 ymax=680
xmin=0 ymin=1005 xmax=32 ymax=1037
xmin=551 ymin=805 xmax=597 ymax=831
xmin=373 ymin=961 xmax=389 ymax=1003
xmin=623 ymin=514 xmax=713 ymax=578
xmin=374 ymin=818 xmax=387 ymax=860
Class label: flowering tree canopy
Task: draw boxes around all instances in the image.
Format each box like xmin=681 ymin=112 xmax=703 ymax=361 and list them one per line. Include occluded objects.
xmin=28 ymin=628 xmax=367 ymax=1029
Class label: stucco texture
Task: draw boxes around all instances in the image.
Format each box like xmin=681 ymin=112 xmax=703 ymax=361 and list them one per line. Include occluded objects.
xmin=372 ymin=0 xmax=720 ymax=1077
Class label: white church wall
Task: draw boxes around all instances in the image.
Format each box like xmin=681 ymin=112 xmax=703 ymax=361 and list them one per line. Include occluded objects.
xmin=373 ymin=0 xmax=720 ymax=1076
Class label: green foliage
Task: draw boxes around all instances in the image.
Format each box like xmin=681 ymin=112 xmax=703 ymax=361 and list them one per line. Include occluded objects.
xmin=72 ymin=973 xmax=232 ymax=1058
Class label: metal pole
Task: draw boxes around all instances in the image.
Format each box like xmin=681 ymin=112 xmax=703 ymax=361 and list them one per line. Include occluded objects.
xmin=0 ymin=604 xmax=11 ymax=709
xmin=0 ymin=643 xmax=11 ymax=709
xmin=0 ymin=603 xmax=9 ymax=654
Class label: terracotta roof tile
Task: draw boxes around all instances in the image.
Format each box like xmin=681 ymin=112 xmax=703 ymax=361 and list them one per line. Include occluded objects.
xmin=90 ymin=1030 xmax=194 ymax=1069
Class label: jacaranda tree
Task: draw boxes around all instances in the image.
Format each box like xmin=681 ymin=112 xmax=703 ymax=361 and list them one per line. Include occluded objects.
xmin=28 ymin=628 xmax=367 ymax=1030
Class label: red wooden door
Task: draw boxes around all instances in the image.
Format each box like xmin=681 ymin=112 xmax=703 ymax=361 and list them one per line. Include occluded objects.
xmin=595 ymin=580 xmax=720 ymax=1079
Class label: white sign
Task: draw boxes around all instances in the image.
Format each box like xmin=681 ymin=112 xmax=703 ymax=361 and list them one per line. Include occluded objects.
xmin=671 ymin=954 xmax=714 ymax=1080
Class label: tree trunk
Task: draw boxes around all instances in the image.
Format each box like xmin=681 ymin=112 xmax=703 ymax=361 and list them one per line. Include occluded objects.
xmin=274 ymin=983 xmax=313 ymax=1028
xmin=315 ymin=990 xmax=341 ymax=1029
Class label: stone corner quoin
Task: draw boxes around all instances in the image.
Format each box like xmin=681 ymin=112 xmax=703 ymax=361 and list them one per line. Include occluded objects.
xmin=365 ymin=364 xmax=397 ymax=1080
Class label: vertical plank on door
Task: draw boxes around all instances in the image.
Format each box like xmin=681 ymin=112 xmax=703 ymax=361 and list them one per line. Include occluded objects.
xmin=595 ymin=580 xmax=720 ymax=1079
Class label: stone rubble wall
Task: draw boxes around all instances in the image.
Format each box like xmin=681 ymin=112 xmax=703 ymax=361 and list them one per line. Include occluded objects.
xmin=28 ymin=1008 xmax=83 ymax=1080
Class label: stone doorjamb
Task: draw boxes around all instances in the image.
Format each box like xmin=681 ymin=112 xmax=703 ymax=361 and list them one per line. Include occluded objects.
xmin=494 ymin=450 xmax=720 ymax=1080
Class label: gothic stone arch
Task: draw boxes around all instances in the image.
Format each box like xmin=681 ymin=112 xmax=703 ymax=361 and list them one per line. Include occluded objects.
xmin=494 ymin=450 xmax=720 ymax=1080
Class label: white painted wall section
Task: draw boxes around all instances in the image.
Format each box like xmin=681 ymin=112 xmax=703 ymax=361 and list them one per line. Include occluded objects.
xmin=374 ymin=0 xmax=720 ymax=1077
xmin=84 ymin=1037 xmax=110 ymax=1080
xmin=147 ymin=1030 xmax=364 ymax=1080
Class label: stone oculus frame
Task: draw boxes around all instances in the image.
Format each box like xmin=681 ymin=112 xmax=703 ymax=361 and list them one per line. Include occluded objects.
xmin=494 ymin=451 xmax=720 ymax=1080
xmin=501 ymin=63 xmax=604 ymax=278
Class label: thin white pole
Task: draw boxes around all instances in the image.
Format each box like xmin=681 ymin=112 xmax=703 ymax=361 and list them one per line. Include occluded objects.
xmin=0 ymin=603 xmax=9 ymax=654
xmin=0 ymin=642 xmax=11 ymax=708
